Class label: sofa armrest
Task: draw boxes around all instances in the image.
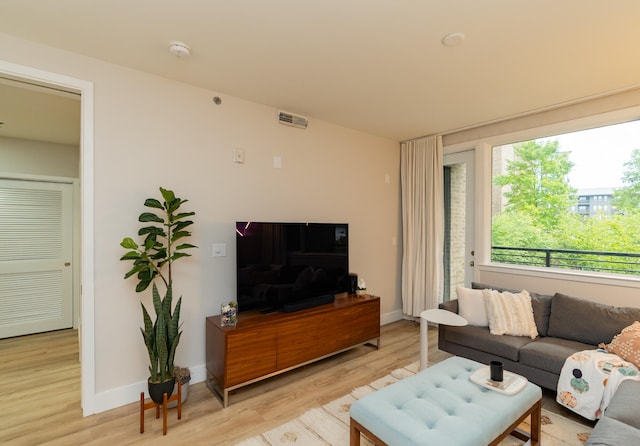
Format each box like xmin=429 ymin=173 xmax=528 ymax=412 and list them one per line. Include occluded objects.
xmin=439 ymin=299 xmax=459 ymax=314
xmin=438 ymin=299 xmax=459 ymax=353
xmin=602 ymin=380 xmax=640 ymax=429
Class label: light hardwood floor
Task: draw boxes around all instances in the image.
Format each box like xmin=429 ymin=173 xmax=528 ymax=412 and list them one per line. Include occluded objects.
xmin=0 ymin=320 xmax=589 ymax=445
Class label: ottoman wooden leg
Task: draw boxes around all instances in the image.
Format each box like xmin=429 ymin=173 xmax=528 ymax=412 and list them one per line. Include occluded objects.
xmin=350 ymin=417 xmax=387 ymax=446
xmin=489 ymin=398 xmax=542 ymax=446
xmin=530 ymin=399 xmax=542 ymax=446
xmin=350 ymin=417 xmax=361 ymax=446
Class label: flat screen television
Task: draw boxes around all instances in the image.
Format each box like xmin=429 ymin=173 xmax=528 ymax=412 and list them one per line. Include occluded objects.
xmin=236 ymin=222 xmax=349 ymax=312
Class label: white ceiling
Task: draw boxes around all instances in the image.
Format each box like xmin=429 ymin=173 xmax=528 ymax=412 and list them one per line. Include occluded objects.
xmin=1 ymin=0 xmax=640 ymax=142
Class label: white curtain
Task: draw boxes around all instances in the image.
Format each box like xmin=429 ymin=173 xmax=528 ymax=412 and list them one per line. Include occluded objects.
xmin=400 ymin=135 xmax=444 ymax=317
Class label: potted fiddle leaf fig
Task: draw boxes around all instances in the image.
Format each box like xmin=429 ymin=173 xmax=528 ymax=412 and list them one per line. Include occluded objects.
xmin=120 ymin=187 xmax=196 ymax=403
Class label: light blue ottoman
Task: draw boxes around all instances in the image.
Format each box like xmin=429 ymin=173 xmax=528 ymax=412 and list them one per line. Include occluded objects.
xmin=350 ymin=357 xmax=541 ymax=446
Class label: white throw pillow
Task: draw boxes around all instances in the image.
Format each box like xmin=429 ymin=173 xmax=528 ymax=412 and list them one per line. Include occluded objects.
xmin=456 ymin=286 xmax=488 ymax=327
xmin=482 ymin=288 xmax=538 ymax=339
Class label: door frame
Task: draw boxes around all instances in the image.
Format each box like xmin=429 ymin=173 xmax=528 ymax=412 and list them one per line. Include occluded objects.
xmin=0 ymin=60 xmax=96 ymax=415
xmin=443 ymin=149 xmax=475 ymax=291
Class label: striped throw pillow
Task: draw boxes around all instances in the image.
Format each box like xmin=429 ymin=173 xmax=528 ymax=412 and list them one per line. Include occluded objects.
xmin=482 ymin=289 xmax=538 ymax=339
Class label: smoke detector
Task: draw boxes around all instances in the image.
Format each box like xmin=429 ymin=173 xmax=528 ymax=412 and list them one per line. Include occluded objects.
xmin=169 ymin=41 xmax=191 ymax=58
xmin=441 ymin=32 xmax=465 ymax=47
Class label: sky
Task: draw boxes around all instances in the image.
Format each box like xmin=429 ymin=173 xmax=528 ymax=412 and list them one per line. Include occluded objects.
xmin=541 ymin=120 xmax=640 ymax=190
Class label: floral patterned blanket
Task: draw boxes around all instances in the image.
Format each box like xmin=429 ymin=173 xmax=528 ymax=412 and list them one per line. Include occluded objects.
xmin=556 ymin=349 xmax=639 ymax=420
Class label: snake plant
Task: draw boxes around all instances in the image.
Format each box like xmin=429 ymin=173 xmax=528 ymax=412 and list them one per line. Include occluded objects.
xmin=120 ymin=187 xmax=196 ymax=383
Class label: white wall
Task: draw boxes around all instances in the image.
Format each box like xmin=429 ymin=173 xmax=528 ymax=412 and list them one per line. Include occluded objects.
xmin=0 ymin=136 xmax=79 ymax=177
xmin=0 ymin=33 xmax=402 ymax=413
xmin=476 ymin=266 xmax=640 ymax=308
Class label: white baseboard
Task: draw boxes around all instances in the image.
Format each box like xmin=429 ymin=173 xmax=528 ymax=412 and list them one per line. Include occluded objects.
xmin=381 ymin=309 xmax=404 ymax=325
xmin=92 ymin=309 xmax=406 ymax=413
xmin=92 ymin=364 xmax=209 ymax=414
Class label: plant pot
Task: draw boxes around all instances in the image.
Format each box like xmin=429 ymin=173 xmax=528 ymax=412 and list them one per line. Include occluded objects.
xmin=168 ymin=380 xmax=190 ymax=408
xmin=148 ymin=378 xmax=176 ymax=404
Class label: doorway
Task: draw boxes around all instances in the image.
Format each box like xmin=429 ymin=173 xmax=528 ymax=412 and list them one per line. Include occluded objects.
xmin=0 ymin=179 xmax=74 ymax=338
xmin=443 ymin=150 xmax=475 ymax=301
xmin=0 ymin=60 xmax=95 ymax=415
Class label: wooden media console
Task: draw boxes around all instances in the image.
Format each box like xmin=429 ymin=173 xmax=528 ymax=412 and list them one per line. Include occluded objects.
xmin=205 ymin=294 xmax=380 ymax=406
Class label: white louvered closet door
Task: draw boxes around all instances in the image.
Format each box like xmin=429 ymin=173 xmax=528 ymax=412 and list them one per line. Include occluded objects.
xmin=0 ymin=179 xmax=73 ymax=338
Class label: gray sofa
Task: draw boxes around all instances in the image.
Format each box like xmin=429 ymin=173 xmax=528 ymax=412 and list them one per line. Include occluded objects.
xmin=585 ymin=379 xmax=640 ymax=445
xmin=438 ymin=282 xmax=640 ymax=445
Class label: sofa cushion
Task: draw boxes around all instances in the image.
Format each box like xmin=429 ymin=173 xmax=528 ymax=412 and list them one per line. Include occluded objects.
xmin=483 ymin=289 xmax=538 ymax=339
xmin=585 ymin=416 xmax=640 ymax=446
xmin=456 ymin=286 xmax=488 ymax=326
xmin=602 ymin=379 xmax=640 ymax=429
xmin=443 ymin=325 xmax=535 ymax=361
xmin=547 ymin=293 xmax=640 ymax=345
xmin=471 ymin=282 xmax=553 ymax=336
xmin=529 ymin=293 xmax=552 ymax=337
xmin=519 ymin=337 xmax=594 ymax=375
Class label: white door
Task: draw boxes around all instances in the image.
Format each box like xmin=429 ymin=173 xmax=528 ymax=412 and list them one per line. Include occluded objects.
xmin=0 ymin=179 xmax=73 ymax=338
xmin=443 ymin=150 xmax=475 ymax=301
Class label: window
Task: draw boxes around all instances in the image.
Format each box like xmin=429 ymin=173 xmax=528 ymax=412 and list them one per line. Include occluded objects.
xmin=491 ymin=120 xmax=640 ymax=275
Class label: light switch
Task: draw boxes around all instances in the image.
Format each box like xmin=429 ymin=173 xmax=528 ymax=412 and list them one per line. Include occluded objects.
xmin=212 ymin=243 xmax=226 ymax=257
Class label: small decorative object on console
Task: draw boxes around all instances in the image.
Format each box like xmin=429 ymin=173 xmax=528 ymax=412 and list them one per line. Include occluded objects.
xmin=220 ymin=301 xmax=238 ymax=327
xmin=356 ymin=278 xmax=367 ymax=295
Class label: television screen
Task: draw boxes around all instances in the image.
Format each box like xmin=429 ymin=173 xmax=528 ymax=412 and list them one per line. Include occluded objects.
xmin=236 ymin=222 xmax=349 ymax=312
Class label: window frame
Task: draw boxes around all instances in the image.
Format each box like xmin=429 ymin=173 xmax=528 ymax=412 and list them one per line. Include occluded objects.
xmin=444 ymin=104 xmax=640 ymax=288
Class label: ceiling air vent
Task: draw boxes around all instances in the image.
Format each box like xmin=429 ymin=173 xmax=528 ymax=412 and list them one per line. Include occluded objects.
xmin=278 ymin=110 xmax=308 ymax=129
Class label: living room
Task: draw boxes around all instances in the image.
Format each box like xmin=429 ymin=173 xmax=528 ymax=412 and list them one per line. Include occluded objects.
xmin=1 ymin=2 xmax=640 ymax=444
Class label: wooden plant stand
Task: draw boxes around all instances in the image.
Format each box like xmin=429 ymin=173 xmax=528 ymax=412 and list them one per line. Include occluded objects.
xmin=140 ymin=381 xmax=182 ymax=435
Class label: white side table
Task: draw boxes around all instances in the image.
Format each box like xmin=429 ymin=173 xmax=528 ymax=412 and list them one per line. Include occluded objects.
xmin=420 ymin=308 xmax=468 ymax=370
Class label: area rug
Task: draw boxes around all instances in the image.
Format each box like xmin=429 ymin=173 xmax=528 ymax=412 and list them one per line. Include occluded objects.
xmin=236 ymin=362 xmax=592 ymax=446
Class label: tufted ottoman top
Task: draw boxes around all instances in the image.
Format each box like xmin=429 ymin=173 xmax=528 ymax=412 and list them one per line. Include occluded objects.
xmin=350 ymin=356 xmax=541 ymax=445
